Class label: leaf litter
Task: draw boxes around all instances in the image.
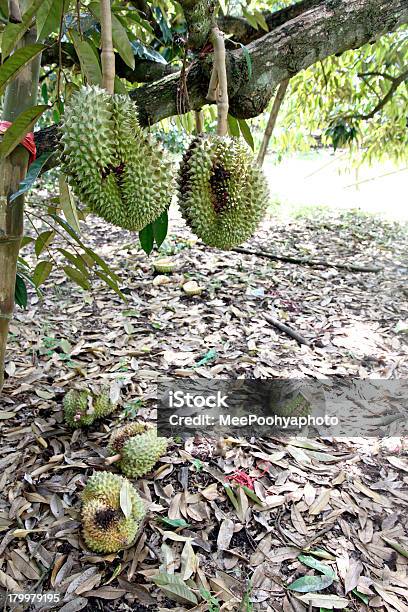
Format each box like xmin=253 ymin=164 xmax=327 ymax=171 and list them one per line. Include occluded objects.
xmin=0 ymin=205 xmax=407 ymax=611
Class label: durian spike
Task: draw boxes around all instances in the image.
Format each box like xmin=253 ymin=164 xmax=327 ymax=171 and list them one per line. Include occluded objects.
xmin=100 ymin=0 xmax=115 ymax=94
xmin=210 ymin=26 xmax=229 ymax=137
xmin=106 ymin=453 xmax=121 ymax=465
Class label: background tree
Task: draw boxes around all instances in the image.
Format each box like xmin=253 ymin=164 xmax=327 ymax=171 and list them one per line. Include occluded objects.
xmin=0 ymin=0 xmax=407 ymax=390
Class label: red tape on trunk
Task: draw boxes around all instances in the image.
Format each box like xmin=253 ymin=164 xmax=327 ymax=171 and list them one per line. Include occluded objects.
xmin=0 ymin=120 xmax=37 ymax=165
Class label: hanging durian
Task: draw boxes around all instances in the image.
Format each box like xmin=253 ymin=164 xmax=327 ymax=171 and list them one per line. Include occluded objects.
xmin=61 ymin=85 xmax=173 ymax=231
xmin=176 ymin=27 xmax=269 ymax=250
xmin=81 ymin=472 xmax=145 ymax=553
xmin=107 ymin=422 xmax=168 ymax=478
xmin=63 ymin=388 xmax=117 ymax=428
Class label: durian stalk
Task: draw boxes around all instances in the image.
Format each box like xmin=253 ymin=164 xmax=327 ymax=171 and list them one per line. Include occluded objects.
xmin=211 ymin=26 xmax=228 ymax=137
xmin=106 ymin=453 xmax=121 ymax=465
xmin=100 ymin=0 xmax=115 ymax=94
xmin=195 ymin=110 xmax=204 ymax=134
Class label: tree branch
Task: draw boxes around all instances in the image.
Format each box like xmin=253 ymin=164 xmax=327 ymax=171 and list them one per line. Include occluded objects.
xmin=346 ymin=67 xmax=408 ymax=121
xmin=35 ymin=0 xmax=408 ymax=158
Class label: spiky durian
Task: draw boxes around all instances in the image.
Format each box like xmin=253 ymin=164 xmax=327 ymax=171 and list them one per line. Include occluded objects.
xmin=108 ymin=422 xmax=152 ymax=454
xmin=270 ymin=393 xmax=311 ymax=418
xmin=177 ymin=135 xmax=269 ymax=249
xmin=81 ymin=472 xmax=145 ymax=553
xmin=63 ymin=388 xmax=117 ymax=428
xmin=108 ymin=423 xmax=168 ymax=478
xmin=60 ymin=85 xmax=173 ymax=231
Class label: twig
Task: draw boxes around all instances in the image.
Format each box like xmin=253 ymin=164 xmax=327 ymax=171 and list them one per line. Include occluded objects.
xmin=264 ymin=314 xmax=311 ymax=346
xmin=257 ymin=79 xmax=289 ymax=166
xmin=8 ymin=0 xmax=22 ymax=23
xmin=100 ymin=0 xmax=115 ymax=94
xmin=232 ymin=246 xmax=382 ymax=273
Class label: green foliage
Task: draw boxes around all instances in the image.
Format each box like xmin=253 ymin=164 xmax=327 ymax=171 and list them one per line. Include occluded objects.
xmin=272 ymin=29 xmax=408 ymax=165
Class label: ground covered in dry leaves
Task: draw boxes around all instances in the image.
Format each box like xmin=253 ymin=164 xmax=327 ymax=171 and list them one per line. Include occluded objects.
xmin=1 ymin=205 xmax=407 ymax=611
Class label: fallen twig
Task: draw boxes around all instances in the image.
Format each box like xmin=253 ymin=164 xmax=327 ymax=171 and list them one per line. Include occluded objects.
xmin=233 ymin=246 xmax=381 ymax=273
xmin=264 ymin=314 xmax=311 ymax=346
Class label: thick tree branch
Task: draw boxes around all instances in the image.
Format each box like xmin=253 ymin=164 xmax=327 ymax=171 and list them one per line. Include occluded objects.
xmin=41 ymin=43 xmax=178 ymax=83
xmin=35 ymin=0 xmax=408 ymax=158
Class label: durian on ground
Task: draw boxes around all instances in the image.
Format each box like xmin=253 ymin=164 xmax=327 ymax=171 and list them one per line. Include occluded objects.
xmin=177 ymin=134 xmax=269 ymax=249
xmin=107 ymin=422 xmax=168 ymax=478
xmin=81 ymin=472 xmax=145 ymax=553
xmin=61 ymin=85 xmax=173 ymax=231
xmin=63 ymin=388 xmax=117 ymax=428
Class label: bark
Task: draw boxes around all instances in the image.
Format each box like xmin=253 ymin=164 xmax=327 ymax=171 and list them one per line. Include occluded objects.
xmin=0 ymin=27 xmax=41 ymax=392
xmin=257 ymin=79 xmax=289 ymax=166
xmin=35 ymin=0 xmax=408 ymax=157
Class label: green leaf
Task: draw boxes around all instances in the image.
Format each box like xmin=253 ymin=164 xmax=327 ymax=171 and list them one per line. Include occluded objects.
xmin=35 ymin=230 xmax=55 ymax=257
xmin=238 ymin=119 xmax=254 ymax=150
xmin=237 ymin=43 xmax=252 ymax=79
xmin=152 ymin=209 xmax=168 ymax=248
xmin=158 ymin=517 xmax=191 ymax=529
xmin=59 ymin=174 xmax=81 ymax=234
xmin=94 ymin=270 xmax=127 ymax=301
xmin=0 ymin=105 xmax=48 ymax=160
xmin=10 ymin=152 xmax=53 ymax=203
xmin=227 ymin=114 xmax=240 ymax=137
xmin=63 ymin=265 xmax=91 ymax=290
xmin=139 ymin=223 xmax=154 ymax=255
xmin=84 ymin=247 xmax=120 ymax=282
xmin=298 ymin=555 xmax=336 ymax=579
xmin=1 ymin=0 xmax=45 ymax=57
xmin=58 ymin=249 xmax=89 ymax=276
xmin=15 ymin=274 xmax=28 ymax=309
xmin=36 ymin=0 xmax=64 ymax=41
xmin=241 ymin=485 xmax=264 ymax=505
xmin=32 ymin=261 xmax=53 ymax=288
xmin=0 ymin=44 xmax=45 ymax=97
xmin=131 ymin=40 xmax=166 ymax=64
xmin=224 ymin=484 xmax=240 ymax=512
xmin=69 ymin=30 xmax=102 ymax=86
xmin=152 ymin=572 xmax=198 ymax=605
xmin=89 ymin=2 xmax=135 ymax=69
xmin=352 ymin=588 xmax=369 ymax=604
xmin=287 ymin=574 xmax=334 ymax=593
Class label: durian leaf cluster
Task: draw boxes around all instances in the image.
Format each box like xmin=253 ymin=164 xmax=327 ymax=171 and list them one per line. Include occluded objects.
xmin=63 ymin=387 xmax=117 ymax=428
xmin=81 ymin=472 xmax=145 ymax=553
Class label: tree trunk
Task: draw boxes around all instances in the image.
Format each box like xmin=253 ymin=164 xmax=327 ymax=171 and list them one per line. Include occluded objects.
xmin=0 ymin=26 xmax=41 ymax=393
xmin=257 ymin=79 xmax=289 ymax=166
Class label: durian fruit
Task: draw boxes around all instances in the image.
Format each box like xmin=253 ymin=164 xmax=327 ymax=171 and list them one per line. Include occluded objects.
xmin=81 ymin=472 xmax=145 ymax=553
xmin=177 ymin=134 xmax=269 ymax=249
xmin=270 ymin=392 xmax=311 ymax=418
xmin=108 ymin=423 xmax=168 ymax=478
xmin=61 ymin=85 xmax=173 ymax=231
xmin=182 ymin=280 xmax=203 ymax=296
xmin=153 ymin=257 xmax=176 ymax=274
xmin=64 ymin=388 xmax=117 ymax=428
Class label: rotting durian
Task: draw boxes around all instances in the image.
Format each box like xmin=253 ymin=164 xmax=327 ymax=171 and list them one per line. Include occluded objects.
xmin=153 ymin=257 xmax=176 ymax=274
xmin=108 ymin=423 xmax=168 ymax=478
xmin=177 ymin=134 xmax=269 ymax=249
xmin=64 ymin=388 xmax=117 ymax=428
xmin=60 ymin=85 xmax=173 ymax=231
xmin=81 ymin=472 xmax=145 ymax=553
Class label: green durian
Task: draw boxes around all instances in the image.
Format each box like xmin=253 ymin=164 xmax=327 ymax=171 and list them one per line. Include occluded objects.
xmin=60 ymin=85 xmax=173 ymax=231
xmin=63 ymin=388 xmax=117 ymax=428
xmin=108 ymin=422 xmax=152 ymax=455
xmin=270 ymin=393 xmax=311 ymax=418
xmin=108 ymin=423 xmax=168 ymax=478
xmin=177 ymin=135 xmax=269 ymax=249
xmin=81 ymin=472 xmax=145 ymax=553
